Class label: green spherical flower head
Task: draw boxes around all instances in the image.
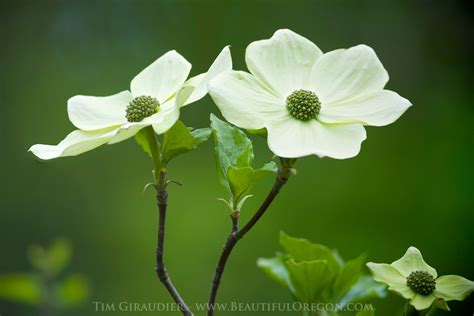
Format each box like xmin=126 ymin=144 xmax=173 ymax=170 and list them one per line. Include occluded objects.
xmin=126 ymin=96 xmax=160 ymax=122
xmin=407 ymin=270 xmax=436 ymax=296
xmin=286 ymin=89 xmax=321 ymax=121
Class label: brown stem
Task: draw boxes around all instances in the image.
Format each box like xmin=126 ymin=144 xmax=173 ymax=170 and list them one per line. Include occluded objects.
xmin=155 ymin=169 xmax=193 ymax=316
xmin=207 ymin=166 xmax=292 ymax=316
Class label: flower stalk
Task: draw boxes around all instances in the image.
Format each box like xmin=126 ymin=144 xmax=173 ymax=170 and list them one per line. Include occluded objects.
xmin=144 ymin=126 xmax=193 ymax=316
xmin=207 ymin=160 xmax=293 ymax=316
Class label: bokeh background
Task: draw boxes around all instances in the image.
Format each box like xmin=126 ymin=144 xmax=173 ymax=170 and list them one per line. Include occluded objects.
xmin=1 ymin=0 xmax=473 ymax=315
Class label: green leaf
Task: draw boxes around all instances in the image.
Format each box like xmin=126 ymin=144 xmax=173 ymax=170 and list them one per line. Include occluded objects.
xmin=134 ymin=127 xmax=157 ymax=157
xmin=356 ymin=310 xmax=375 ymax=316
xmin=0 ymin=274 xmax=41 ymax=305
xmin=211 ymin=114 xmax=277 ymax=208
xmin=257 ymin=253 xmax=294 ymax=293
xmin=338 ymin=275 xmax=387 ymax=306
xmin=227 ymin=162 xmax=277 ymax=205
xmin=28 ymin=239 xmax=72 ymax=276
xmin=162 ymin=120 xmax=211 ymax=164
xmin=331 ymin=255 xmax=366 ymax=301
xmin=56 ymin=274 xmax=90 ymax=308
xmin=210 ymin=114 xmax=254 ymax=189
xmin=286 ymin=259 xmax=333 ymax=303
xmin=279 ymin=232 xmax=340 ymax=279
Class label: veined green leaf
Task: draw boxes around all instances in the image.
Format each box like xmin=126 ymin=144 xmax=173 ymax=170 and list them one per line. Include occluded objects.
xmin=211 ymin=115 xmax=277 ymax=207
xmin=210 ymin=114 xmax=254 ymax=189
xmin=331 ymin=254 xmax=366 ymax=301
xmin=279 ymin=232 xmax=340 ymax=280
xmin=227 ymin=162 xmax=277 ymax=205
xmin=286 ymin=259 xmax=332 ymax=303
xmin=257 ymin=253 xmax=293 ymax=293
xmin=162 ymin=120 xmax=211 ymax=164
xmin=134 ymin=127 xmax=157 ymax=157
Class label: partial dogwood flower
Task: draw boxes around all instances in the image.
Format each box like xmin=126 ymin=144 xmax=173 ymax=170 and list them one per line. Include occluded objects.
xmin=367 ymin=247 xmax=474 ymax=311
xmin=30 ymin=47 xmax=232 ymax=160
xmin=208 ymin=29 xmax=411 ymax=159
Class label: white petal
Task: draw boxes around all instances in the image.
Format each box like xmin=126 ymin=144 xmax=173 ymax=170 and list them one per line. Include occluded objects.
xmin=391 ymin=247 xmax=437 ymax=278
xmin=67 ymin=91 xmax=131 ymax=130
xmin=435 ymin=275 xmax=474 ymax=301
xmin=130 ymin=50 xmax=191 ymax=103
xmin=390 ymin=284 xmax=417 ymax=300
xmin=309 ymin=45 xmax=389 ymax=105
xmin=366 ymin=262 xmax=415 ymax=300
xmin=182 ymin=73 xmax=205 ymax=100
xmin=266 ymin=118 xmax=366 ymax=159
xmin=152 ymin=96 xmax=180 ymax=135
xmin=411 ymin=294 xmax=437 ymax=311
xmin=182 ymin=46 xmax=232 ymax=106
xmin=209 ymin=71 xmax=286 ymax=130
xmin=366 ymin=263 xmax=407 ymax=287
xmin=29 ymin=128 xmax=118 ymax=160
xmin=246 ymin=29 xmax=323 ymax=97
xmin=319 ymin=90 xmax=412 ymax=126
xmin=107 ymin=125 xmax=145 ymax=145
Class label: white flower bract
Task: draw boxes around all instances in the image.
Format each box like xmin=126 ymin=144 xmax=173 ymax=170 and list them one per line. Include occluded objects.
xmin=30 ymin=47 xmax=232 ymax=160
xmin=208 ymin=29 xmax=412 ymax=159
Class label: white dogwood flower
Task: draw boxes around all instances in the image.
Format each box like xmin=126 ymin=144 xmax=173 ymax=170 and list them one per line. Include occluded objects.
xmin=209 ymin=29 xmax=411 ymax=159
xmin=30 ymin=47 xmax=232 ymax=160
xmin=367 ymin=247 xmax=474 ymax=311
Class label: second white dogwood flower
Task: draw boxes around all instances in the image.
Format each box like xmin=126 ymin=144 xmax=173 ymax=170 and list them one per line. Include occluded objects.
xmin=209 ymin=29 xmax=411 ymax=159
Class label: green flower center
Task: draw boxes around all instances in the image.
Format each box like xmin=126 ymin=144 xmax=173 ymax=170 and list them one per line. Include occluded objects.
xmin=125 ymin=96 xmax=160 ymax=122
xmin=406 ymin=270 xmax=436 ymax=296
xmin=286 ymin=89 xmax=321 ymax=121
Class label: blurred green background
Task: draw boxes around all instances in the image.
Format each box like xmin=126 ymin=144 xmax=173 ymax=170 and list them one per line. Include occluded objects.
xmin=1 ymin=0 xmax=473 ymax=315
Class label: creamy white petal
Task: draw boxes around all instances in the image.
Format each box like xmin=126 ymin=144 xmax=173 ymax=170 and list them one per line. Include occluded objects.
xmin=107 ymin=125 xmax=145 ymax=145
xmin=319 ymin=90 xmax=412 ymax=126
xmin=266 ymin=117 xmax=366 ymax=159
xmin=309 ymin=45 xmax=388 ymax=105
xmin=367 ymin=263 xmax=407 ymax=287
xmin=130 ymin=50 xmax=191 ymax=103
xmin=434 ymin=275 xmax=474 ymax=301
xmin=389 ymin=284 xmax=416 ymax=300
xmin=367 ymin=262 xmax=414 ymax=299
xmin=67 ymin=91 xmax=132 ymax=130
xmin=411 ymin=294 xmax=437 ymax=311
xmin=152 ymin=96 xmax=181 ymax=135
xmin=209 ymin=71 xmax=286 ymax=130
xmin=29 ymin=128 xmax=119 ymax=160
xmin=392 ymin=247 xmax=437 ymax=278
xmin=183 ymin=73 xmax=205 ymax=100
xmin=246 ymin=29 xmax=323 ymax=97
xmin=182 ymin=46 xmax=232 ymax=106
